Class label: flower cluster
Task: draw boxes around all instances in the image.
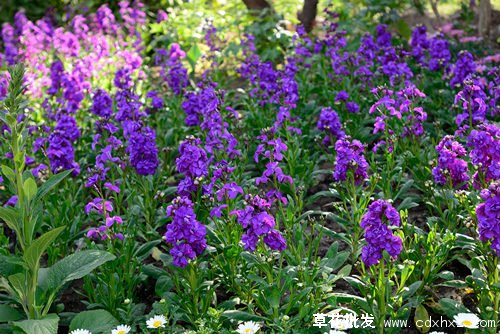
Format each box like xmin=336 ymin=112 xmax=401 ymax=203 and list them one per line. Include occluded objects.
xmin=333 ymin=137 xmax=369 ymax=185
xmin=454 ymin=80 xmax=489 ymax=127
xmin=476 ymin=182 xmax=500 ymax=257
xmin=176 ymin=136 xmax=210 ymax=196
xmin=450 ymin=51 xmax=476 ymax=87
xmin=230 ymin=195 xmax=286 ymax=251
xmin=85 ymin=198 xmax=124 ymax=240
xmin=467 ymin=123 xmax=499 ymax=188
xmin=360 ymin=200 xmax=402 ymax=267
xmin=165 ymin=196 xmax=207 ymax=267
xmin=432 ymin=136 xmax=470 ymax=188
xmin=369 ymin=85 xmax=427 ymax=138
xmin=317 ymin=107 xmax=345 ymax=145
xmin=410 ymin=25 xmax=451 ymax=71
xmin=254 ymin=131 xmax=293 ymax=204
xmin=158 ymin=43 xmax=188 ymax=95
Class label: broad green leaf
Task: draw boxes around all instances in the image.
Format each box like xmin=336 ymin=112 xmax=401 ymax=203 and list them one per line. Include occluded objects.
xmin=42 ymin=250 xmax=115 ymax=292
xmin=1 ymin=165 xmax=15 ymax=184
xmin=32 ymin=170 xmax=71 ymax=203
xmin=414 ymin=304 xmax=430 ymax=333
xmin=7 ymin=273 xmax=26 ymax=301
xmin=221 ymin=310 xmax=266 ymax=322
xmin=0 ymin=206 xmax=20 ymax=234
xmin=23 ymin=227 xmax=65 ymax=270
xmin=13 ymin=314 xmax=58 ymax=334
xmin=22 ymin=178 xmax=37 ymax=203
xmin=69 ymin=309 xmax=119 ymax=333
xmin=0 ymin=255 xmax=25 ymax=277
xmin=438 ymin=298 xmax=470 ymax=318
xmin=0 ymin=304 xmax=23 ymax=322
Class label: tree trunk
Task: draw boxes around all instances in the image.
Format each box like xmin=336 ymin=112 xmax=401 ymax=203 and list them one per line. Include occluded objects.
xmin=429 ymin=0 xmax=441 ymax=25
xmin=298 ymin=0 xmax=319 ymax=32
xmin=478 ymin=0 xmax=492 ymax=37
xmin=242 ymin=0 xmax=272 ymax=11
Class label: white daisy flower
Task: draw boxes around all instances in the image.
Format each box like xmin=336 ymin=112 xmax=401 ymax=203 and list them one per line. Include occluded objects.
xmin=330 ymin=330 xmax=347 ymax=334
xmin=428 ymin=332 xmax=447 ymax=334
xmin=112 ymin=324 xmax=131 ymax=334
xmin=146 ymin=314 xmax=167 ymax=329
xmin=453 ymin=313 xmax=481 ymax=328
xmin=236 ymin=321 xmax=261 ymax=334
xmin=69 ymin=330 xmax=91 ymax=334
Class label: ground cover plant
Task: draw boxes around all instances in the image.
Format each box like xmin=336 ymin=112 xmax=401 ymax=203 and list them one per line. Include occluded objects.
xmin=0 ymin=1 xmax=498 ymax=333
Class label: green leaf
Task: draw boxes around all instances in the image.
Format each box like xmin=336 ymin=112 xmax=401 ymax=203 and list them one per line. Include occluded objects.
xmin=0 ymin=206 xmax=20 ymax=234
xmin=23 ymin=227 xmax=65 ymax=270
xmin=438 ymin=298 xmax=470 ymax=319
xmin=7 ymin=273 xmax=26 ymax=301
xmin=0 ymin=255 xmax=25 ymax=277
xmin=186 ymin=43 xmax=202 ymax=69
xmin=13 ymin=314 xmax=59 ymax=334
xmin=42 ymin=250 xmax=115 ymax=292
xmin=22 ymin=178 xmax=37 ymax=203
xmin=32 ymin=170 xmax=71 ymax=204
xmin=221 ymin=310 xmax=266 ymax=322
xmin=393 ymin=19 xmax=411 ymax=39
xmin=69 ymin=309 xmax=119 ymax=333
xmin=1 ymin=165 xmax=15 ymax=184
xmin=414 ymin=304 xmax=430 ymax=333
xmin=0 ymin=304 xmax=23 ymax=322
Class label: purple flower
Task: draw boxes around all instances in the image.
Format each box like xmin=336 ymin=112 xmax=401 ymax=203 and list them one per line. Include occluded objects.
xmin=48 ymin=60 xmax=65 ymax=95
xmin=47 ymin=115 xmax=81 ymax=176
xmin=216 ymin=182 xmax=243 ymax=201
xmin=333 ymin=137 xmax=369 ymax=185
xmin=476 ymin=182 xmax=500 ymax=257
xmin=346 ymin=101 xmax=360 ymax=113
xmin=317 ymin=107 xmax=344 ymax=145
xmin=230 ymin=195 xmax=286 ymax=252
xmin=126 ymin=126 xmax=159 ymax=176
xmin=176 ymin=137 xmax=209 ymax=179
xmin=428 ymin=37 xmax=451 ymax=71
xmin=335 ymin=91 xmax=349 ymax=102
xmin=360 ymin=200 xmax=402 ymax=267
xmin=450 ymin=51 xmax=476 ymax=87
xmin=92 ymin=89 xmax=113 ymax=119
xmin=165 ymin=196 xmax=207 ymax=267
xmin=157 ymin=10 xmax=168 ymax=23
xmin=454 ymin=81 xmax=488 ymax=127
xmin=467 ymin=123 xmax=500 ymax=188
xmin=432 ymin=136 xmax=470 ymax=188
xmin=5 ymin=195 xmax=18 ymax=207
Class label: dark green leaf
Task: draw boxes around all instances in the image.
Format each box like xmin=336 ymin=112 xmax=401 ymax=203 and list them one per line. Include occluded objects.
xmin=13 ymin=314 xmax=58 ymax=334
xmin=0 ymin=304 xmax=23 ymax=322
xmin=42 ymin=250 xmax=115 ymax=292
xmin=69 ymin=310 xmax=119 ymax=333
xmin=23 ymin=227 xmax=65 ymax=270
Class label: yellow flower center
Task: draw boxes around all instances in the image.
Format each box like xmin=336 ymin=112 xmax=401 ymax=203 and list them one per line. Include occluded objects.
xmin=118 ymin=331 xmax=125 ymax=334
xmin=244 ymin=330 xmax=253 ymax=333
xmin=153 ymin=320 xmax=162 ymax=327
xmin=462 ymin=320 xmax=473 ymax=327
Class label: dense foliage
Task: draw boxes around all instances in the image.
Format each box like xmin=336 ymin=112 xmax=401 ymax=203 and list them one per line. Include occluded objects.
xmin=0 ymin=1 xmax=498 ymax=334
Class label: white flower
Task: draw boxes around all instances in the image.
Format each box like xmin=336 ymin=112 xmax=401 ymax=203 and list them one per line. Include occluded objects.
xmin=112 ymin=324 xmax=131 ymax=334
xmin=69 ymin=330 xmax=91 ymax=334
xmin=330 ymin=317 xmax=353 ymax=330
xmin=146 ymin=314 xmax=167 ymax=329
xmin=428 ymin=332 xmax=446 ymax=334
xmin=330 ymin=330 xmax=347 ymax=334
xmin=236 ymin=321 xmax=261 ymax=334
xmin=453 ymin=313 xmax=481 ymax=328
